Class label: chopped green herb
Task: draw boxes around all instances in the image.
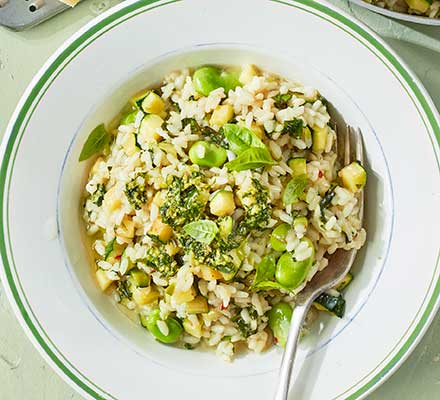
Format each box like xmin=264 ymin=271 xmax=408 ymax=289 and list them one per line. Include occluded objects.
xmin=319 ymin=185 xmax=336 ymax=211
xmin=90 ymin=184 xmax=106 ymax=206
xmin=120 ymin=110 xmax=139 ymax=126
xmin=203 ymin=126 xmax=225 ymax=146
xmin=233 ymin=307 xmax=257 ymax=338
xmin=282 ymin=119 xmax=304 ymax=138
xmin=182 ymin=118 xmax=202 ymax=135
xmin=116 ymin=279 xmax=132 ymax=301
xmin=273 ymin=92 xmax=292 ymax=109
xmin=183 ymin=118 xmax=225 ymax=146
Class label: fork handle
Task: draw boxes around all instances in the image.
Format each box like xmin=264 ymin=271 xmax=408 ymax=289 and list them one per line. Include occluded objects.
xmin=274 ymin=298 xmax=314 ymax=400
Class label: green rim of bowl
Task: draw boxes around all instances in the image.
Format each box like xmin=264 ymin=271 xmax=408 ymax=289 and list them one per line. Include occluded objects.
xmin=0 ymin=1 xmax=439 ymax=399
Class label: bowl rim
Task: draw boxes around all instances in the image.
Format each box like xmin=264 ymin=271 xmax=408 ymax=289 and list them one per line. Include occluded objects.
xmin=348 ymin=0 xmax=440 ymax=26
xmin=0 ymin=1 xmax=439 ymax=400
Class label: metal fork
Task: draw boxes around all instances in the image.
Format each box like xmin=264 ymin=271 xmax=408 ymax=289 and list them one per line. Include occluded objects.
xmin=274 ymin=126 xmax=365 ymax=400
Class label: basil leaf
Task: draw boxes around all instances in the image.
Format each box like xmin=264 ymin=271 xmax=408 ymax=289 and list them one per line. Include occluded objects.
xmin=104 ymin=238 xmax=116 ymax=260
xmin=282 ymin=174 xmax=308 ymax=205
xmin=252 ymin=254 xmax=277 ymax=287
xmin=252 ymin=254 xmax=293 ymax=292
xmin=79 ymin=124 xmax=110 ymax=161
xmin=183 ymin=220 xmax=218 ymax=244
xmin=225 ymin=147 xmax=275 ymax=171
xmin=223 ymin=124 xmax=266 ymax=155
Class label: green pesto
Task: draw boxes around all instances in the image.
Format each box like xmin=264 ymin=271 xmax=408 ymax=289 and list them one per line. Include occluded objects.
xmin=142 ymin=245 xmax=178 ymax=277
xmin=159 ymin=173 xmax=208 ymax=227
xmin=125 ymin=174 xmax=147 ymax=210
xmin=237 ymin=179 xmax=272 ymax=235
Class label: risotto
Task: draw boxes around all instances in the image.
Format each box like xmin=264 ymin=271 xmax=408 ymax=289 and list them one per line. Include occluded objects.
xmin=364 ymin=0 xmax=440 ymax=18
xmin=81 ymin=64 xmax=367 ymax=361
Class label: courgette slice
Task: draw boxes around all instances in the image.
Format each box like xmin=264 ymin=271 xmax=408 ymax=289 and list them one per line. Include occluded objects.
xmin=132 ymin=286 xmax=160 ymax=306
xmin=104 ymin=238 xmax=124 ymax=262
xmin=303 ymin=126 xmax=312 ymax=145
xmin=312 ymin=125 xmax=328 ymax=153
xmin=218 ymin=253 xmax=243 ymax=282
xmin=219 ymin=264 xmax=240 ymax=282
xmin=186 ymin=296 xmax=209 ymax=314
xmin=219 ymin=242 xmax=246 ymax=281
xmin=405 ymin=0 xmax=432 ymax=12
xmin=129 ymin=268 xmax=150 ymax=288
xmin=293 ymin=216 xmax=308 ymax=231
xmin=121 ymin=133 xmax=140 ymax=156
xmin=141 ymin=92 xmax=166 ymax=115
xmin=335 ymin=272 xmax=353 ymax=291
xmin=338 ymin=161 xmax=367 ymax=193
xmin=314 ymin=293 xmax=346 ymax=318
xmin=182 ymin=316 xmax=203 ymax=338
xmin=218 ymin=216 xmax=233 ymax=239
xmin=210 ymin=104 xmax=234 ymax=126
xmin=288 ymin=157 xmax=307 ymax=177
xmin=130 ymin=89 xmax=150 ymax=109
xmin=138 ymin=114 xmax=164 ymax=144
xmin=96 ymin=269 xmax=113 ymax=291
xmin=210 ymin=190 xmax=235 ymax=217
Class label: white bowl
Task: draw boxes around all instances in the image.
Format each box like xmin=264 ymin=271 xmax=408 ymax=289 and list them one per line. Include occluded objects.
xmin=1 ymin=1 xmax=440 ymax=399
xmin=58 ymin=43 xmax=392 ymax=376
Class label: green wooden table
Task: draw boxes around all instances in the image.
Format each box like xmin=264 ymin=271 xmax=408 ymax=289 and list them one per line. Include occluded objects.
xmin=0 ymin=1 xmax=439 ymax=399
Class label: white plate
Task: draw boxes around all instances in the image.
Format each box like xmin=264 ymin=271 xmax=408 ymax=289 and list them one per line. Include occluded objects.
xmin=348 ymin=0 xmax=440 ymax=26
xmin=1 ymin=0 xmax=439 ymax=399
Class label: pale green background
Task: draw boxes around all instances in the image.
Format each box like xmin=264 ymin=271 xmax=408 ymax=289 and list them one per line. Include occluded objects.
xmin=0 ymin=1 xmax=439 ymax=399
